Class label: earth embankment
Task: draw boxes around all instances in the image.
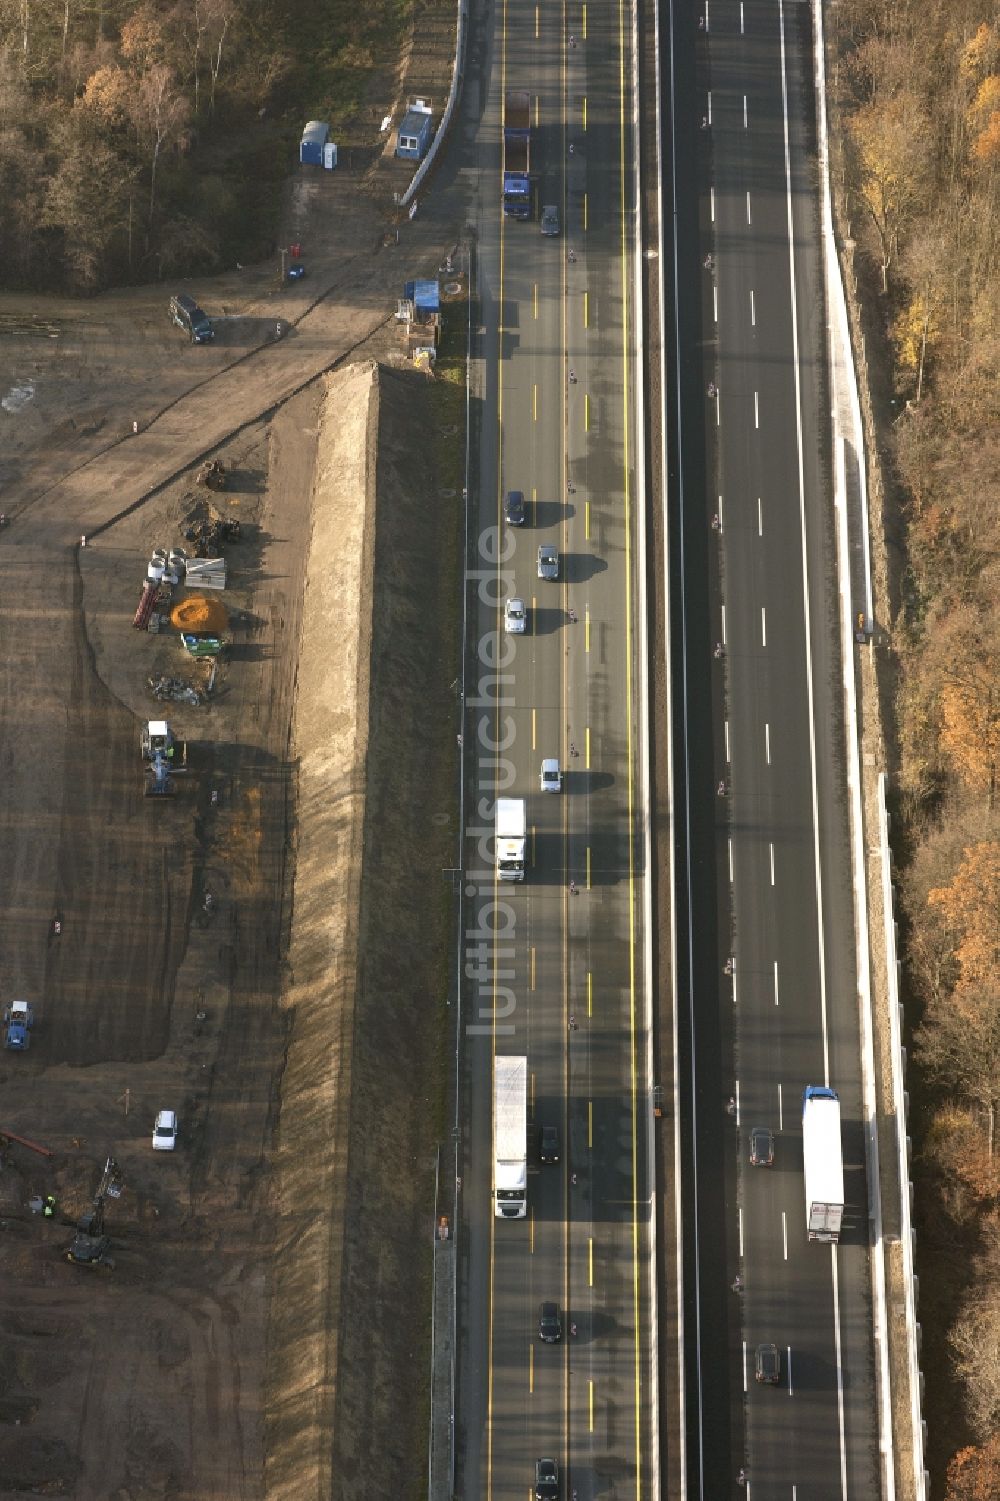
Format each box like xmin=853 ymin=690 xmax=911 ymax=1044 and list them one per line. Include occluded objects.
xmin=266 ymin=358 xmax=459 ymax=1501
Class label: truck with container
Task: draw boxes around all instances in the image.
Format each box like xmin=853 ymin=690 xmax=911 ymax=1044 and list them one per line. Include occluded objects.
xmin=494 ymin=1055 xmax=528 ymax=1218
xmin=496 ymin=797 xmax=526 ymax=881
xmin=503 ymin=90 xmax=532 ymax=220
xmin=802 ymin=1085 xmax=844 ymax=1242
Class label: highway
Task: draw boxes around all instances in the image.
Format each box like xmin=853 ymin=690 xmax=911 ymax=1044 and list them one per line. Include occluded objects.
xmin=457 ymin=1 xmax=652 ymax=1500
xmin=666 ymin=2 xmax=882 ymax=1498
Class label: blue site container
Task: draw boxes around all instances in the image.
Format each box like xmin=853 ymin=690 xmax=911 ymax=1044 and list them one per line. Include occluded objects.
xmin=300 ymin=121 xmax=330 ymax=166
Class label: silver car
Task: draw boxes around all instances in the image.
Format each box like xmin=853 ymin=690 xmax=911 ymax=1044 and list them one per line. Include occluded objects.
xmin=540 ymin=204 xmax=560 ymax=236
xmin=504 ymin=596 xmax=527 ymax=634
xmin=537 ymin=544 xmax=559 ymax=580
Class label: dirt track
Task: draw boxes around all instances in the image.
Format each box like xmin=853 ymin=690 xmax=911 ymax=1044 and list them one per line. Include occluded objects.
xmin=0 ymin=11 xmax=464 ymax=1492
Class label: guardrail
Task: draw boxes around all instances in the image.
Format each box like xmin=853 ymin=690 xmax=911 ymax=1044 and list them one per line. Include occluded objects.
xmin=878 ymin=776 xmax=928 ymax=1499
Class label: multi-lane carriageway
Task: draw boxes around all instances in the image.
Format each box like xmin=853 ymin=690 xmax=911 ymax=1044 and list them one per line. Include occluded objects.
xmin=452 ymin=2 xmax=881 ymax=1500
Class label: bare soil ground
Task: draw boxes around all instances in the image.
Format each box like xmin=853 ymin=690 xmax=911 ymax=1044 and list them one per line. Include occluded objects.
xmin=0 ymin=4 xmax=464 ymax=1496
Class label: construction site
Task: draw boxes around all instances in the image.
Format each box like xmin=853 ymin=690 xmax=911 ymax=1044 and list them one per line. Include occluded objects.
xmin=0 ymin=28 xmax=465 ymax=1498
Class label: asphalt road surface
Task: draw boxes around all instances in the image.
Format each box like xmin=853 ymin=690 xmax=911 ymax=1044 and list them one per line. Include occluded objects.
xmin=456 ymin=2 xmax=652 ymax=1500
xmin=666 ymin=3 xmax=881 ymax=1498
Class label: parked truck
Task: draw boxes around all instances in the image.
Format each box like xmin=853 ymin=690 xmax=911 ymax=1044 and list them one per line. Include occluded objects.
xmin=802 ymin=1086 xmax=844 ymax=1242
xmin=503 ymin=90 xmax=532 ymax=219
xmin=496 ymin=797 xmax=526 ymax=881
xmin=494 ymin=1055 xmax=528 ymax=1219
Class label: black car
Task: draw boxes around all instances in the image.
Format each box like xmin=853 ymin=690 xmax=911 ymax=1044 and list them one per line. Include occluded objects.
xmin=749 ymin=1127 xmax=774 ymax=1167
xmin=755 ymin=1343 xmax=781 ymax=1384
xmin=538 ymin=1301 xmax=562 ymax=1343
xmin=535 ymin=1459 xmax=559 ymax=1500
xmin=169 ymin=293 xmax=214 ymax=343
xmin=540 ymin=1124 xmax=559 ymax=1164
xmin=504 ymin=489 xmax=526 ymax=526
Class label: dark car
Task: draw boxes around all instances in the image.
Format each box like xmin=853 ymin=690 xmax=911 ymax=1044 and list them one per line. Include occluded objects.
xmin=540 ymin=1124 xmax=559 ymax=1163
xmin=538 ymin=1301 xmax=562 ymax=1343
xmin=755 ymin=1343 xmax=781 ymax=1384
xmin=540 ymin=204 xmax=560 ymax=236
xmin=286 ymin=262 xmax=306 ymax=280
xmin=749 ymin=1127 xmax=774 ymax=1167
xmin=535 ymin=1459 xmax=559 ymax=1500
xmin=504 ymin=489 xmax=526 ymax=526
xmin=168 ymin=293 xmax=214 ymax=343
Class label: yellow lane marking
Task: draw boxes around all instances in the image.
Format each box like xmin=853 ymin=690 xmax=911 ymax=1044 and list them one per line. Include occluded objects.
xmin=530 ymin=1207 xmax=535 ymax=1254
xmin=583 ymin=192 xmax=588 ymax=231
xmin=584 ymin=290 xmax=589 ymax=328
xmin=588 ymin=1099 xmax=593 ymax=1148
xmin=587 ymin=971 xmax=593 ymax=1017
xmin=586 ymin=846 xmax=592 ymax=890
xmin=585 ymin=500 xmax=591 ymax=539
xmin=533 ymin=283 xmax=538 ymax=319
xmin=532 ymin=706 xmax=537 ymax=750
xmin=589 ymin=1236 xmax=594 ymax=1287
xmin=586 ymin=726 xmax=591 ymax=767
xmin=530 ymin=1343 xmax=535 ymax=1391
xmin=583 ymin=96 xmax=588 ymax=131
xmin=533 ymin=384 xmax=538 ymax=422
xmin=589 ymin=1379 xmax=595 ymax=1432
xmin=583 ymin=2 xmax=588 ymax=39
xmin=585 ymin=393 xmax=590 ymax=431
xmin=585 ymin=610 xmax=591 ymax=654
xmin=615 ymin=0 xmax=644 ymax=1482
xmin=535 ymin=4 xmax=539 ymax=37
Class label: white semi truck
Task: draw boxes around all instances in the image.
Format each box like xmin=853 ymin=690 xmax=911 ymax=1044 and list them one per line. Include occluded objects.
xmin=802 ymin=1086 xmax=844 ymax=1242
xmin=495 ymin=797 xmax=526 ymax=881
xmin=494 ymin=1055 xmax=528 ymax=1218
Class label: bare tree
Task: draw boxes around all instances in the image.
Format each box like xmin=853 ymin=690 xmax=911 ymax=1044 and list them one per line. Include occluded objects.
xmin=950 ymin=1284 xmax=1000 ymax=1440
xmin=130 ymin=62 xmax=189 ymax=227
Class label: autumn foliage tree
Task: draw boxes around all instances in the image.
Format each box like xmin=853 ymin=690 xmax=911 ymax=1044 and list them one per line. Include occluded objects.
xmin=0 ymin=0 xmax=409 ymax=289
xmin=835 ymin=4 xmax=1000 ymax=1486
xmin=946 ymin=1431 xmax=1000 ymax=1499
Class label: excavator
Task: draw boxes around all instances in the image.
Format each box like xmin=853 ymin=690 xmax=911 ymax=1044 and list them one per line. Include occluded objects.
xmin=141 ymin=720 xmax=188 ymax=797
xmin=65 ymin=1156 xmax=124 ymax=1270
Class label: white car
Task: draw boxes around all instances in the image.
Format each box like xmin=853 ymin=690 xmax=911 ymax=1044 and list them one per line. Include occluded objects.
xmin=504 ymin=597 xmax=527 ymax=634
xmin=540 ymin=759 xmax=562 ymax=792
xmin=152 ymin=1110 xmax=179 ymax=1151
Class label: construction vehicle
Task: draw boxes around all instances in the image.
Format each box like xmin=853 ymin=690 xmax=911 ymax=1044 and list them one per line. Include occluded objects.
xmin=503 ymin=90 xmax=533 ymax=219
xmin=141 ymin=720 xmax=188 ymax=797
xmin=65 ymin=1156 xmax=124 ymax=1269
xmin=182 ymin=500 xmax=240 ymax=557
xmin=3 ymin=999 xmax=34 ymax=1050
xmin=195 ymin=458 xmax=226 ymax=490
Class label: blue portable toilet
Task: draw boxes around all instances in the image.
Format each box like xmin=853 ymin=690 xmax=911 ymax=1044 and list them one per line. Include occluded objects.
xmin=395 ymin=100 xmax=434 ymax=161
xmin=300 ymin=121 xmax=330 ymax=166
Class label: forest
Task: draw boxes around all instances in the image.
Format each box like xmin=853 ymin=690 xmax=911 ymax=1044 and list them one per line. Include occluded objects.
xmin=0 ymin=0 xmax=407 ymax=290
xmin=835 ymin=0 xmax=1000 ymax=1494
